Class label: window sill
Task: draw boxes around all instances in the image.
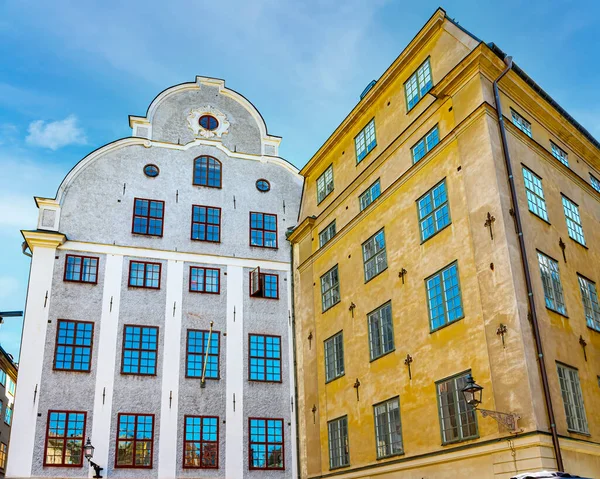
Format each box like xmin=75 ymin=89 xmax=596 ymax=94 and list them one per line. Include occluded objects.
xmin=317 ymin=189 xmax=334 ymax=206
xmin=248 ymin=378 xmax=283 ymax=384
xmin=430 ymin=316 xmax=464 ymax=334
xmin=567 ymin=429 xmax=591 ymax=437
xmin=529 ymin=212 xmax=551 ymax=226
xmin=568 ymin=237 xmax=588 ymax=249
xmin=546 ymin=307 xmax=569 ymax=319
xmin=420 ymin=222 xmax=452 ymax=245
xmin=52 ymin=368 xmax=91 ymax=374
xmin=356 ymin=146 xmax=376 ymax=166
xmin=441 ymin=435 xmax=479 ymax=446
xmin=587 ymin=325 xmax=600 ymax=334
xmin=185 ymin=375 xmax=220 ymax=380
xmin=249 ymin=244 xmax=279 ymax=250
xmin=325 ymin=373 xmax=345 ymax=385
xmin=189 ymin=290 xmax=220 ymax=295
xmin=376 ymin=451 xmax=404 ymax=461
xmin=365 ymin=266 xmax=388 ymax=284
xmin=370 ymin=348 xmax=395 ymax=363
xmin=249 ymin=295 xmax=280 ymax=300
xmin=322 ymin=301 xmax=341 ymax=314
xmin=329 ymin=464 xmax=351 ymax=471
xmin=190 ymin=238 xmax=221 ymax=243
xmin=131 ymin=232 xmax=163 ymax=238
xmin=64 ymin=279 xmax=98 ymax=285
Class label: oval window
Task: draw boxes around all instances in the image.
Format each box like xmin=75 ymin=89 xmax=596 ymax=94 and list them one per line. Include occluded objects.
xmin=256 ymin=179 xmax=270 ymax=192
xmin=144 ymin=164 xmax=159 ymax=177
xmin=199 ymin=115 xmax=218 ymax=131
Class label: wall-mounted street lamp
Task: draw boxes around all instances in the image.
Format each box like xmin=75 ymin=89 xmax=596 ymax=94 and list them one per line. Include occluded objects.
xmin=461 ymin=374 xmax=522 ymax=434
xmin=84 ymin=439 xmax=104 ymax=478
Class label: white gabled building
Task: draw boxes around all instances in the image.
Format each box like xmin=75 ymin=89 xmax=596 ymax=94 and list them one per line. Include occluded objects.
xmin=9 ymin=77 xmax=302 ymax=479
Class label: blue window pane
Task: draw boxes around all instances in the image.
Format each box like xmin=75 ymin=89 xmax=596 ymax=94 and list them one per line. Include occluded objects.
xmin=249 ymin=335 xmax=281 ymax=382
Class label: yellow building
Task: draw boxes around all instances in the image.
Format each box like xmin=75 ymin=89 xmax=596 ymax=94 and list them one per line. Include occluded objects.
xmin=289 ymin=8 xmax=600 ymax=479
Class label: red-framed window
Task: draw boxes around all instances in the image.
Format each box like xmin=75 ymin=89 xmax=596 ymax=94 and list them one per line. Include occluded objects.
xmin=249 ymin=418 xmax=284 ymax=470
xmin=115 ymin=413 xmax=154 ymax=468
xmin=44 ymin=410 xmax=86 ymax=467
xmin=132 ymin=198 xmax=164 ymax=236
xmin=64 ymin=255 xmax=99 ymax=283
xmin=186 ymin=330 xmax=220 ymax=379
xmin=191 ymin=205 xmax=221 ymax=242
xmin=190 ymin=267 xmax=220 ymax=293
xmin=54 ymin=320 xmax=93 ymax=372
xmin=249 ymin=334 xmax=282 ymax=382
xmin=122 ymin=325 xmax=158 ymax=376
xmin=249 ymin=212 xmax=277 ymax=248
xmin=193 ymin=156 xmax=222 ymax=188
xmin=183 ymin=415 xmax=219 ymax=468
xmin=249 ymin=267 xmax=279 ymax=299
xmin=128 ymin=261 xmax=161 ymax=289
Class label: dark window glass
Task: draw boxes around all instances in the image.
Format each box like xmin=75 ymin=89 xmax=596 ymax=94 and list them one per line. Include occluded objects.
xmin=256 ymin=179 xmax=270 ymax=192
xmin=199 ymin=115 xmax=218 ymax=131
xmin=249 ymin=335 xmax=281 ymax=382
xmin=183 ymin=416 xmax=218 ymax=468
xmin=250 ymin=212 xmax=277 ymax=248
xmin=54 ymin=320 xmax=93 ymax=371
xmin=249 ymin=418 xmax=284 ymax=469
xmin=327 ymin=416 xmax=349 ymax=469
xmin=128 ymin=261 xmax=161 ymax=289
xmin=122 ymin=326 xmax=158 ymax=375
xmin=249 ymin=268 xmax=279 ymax=299
xmin=191 ymin=206 xmax=221 ymax=242
xmin=190 ymin=267 xmax=220 ymax=293
xmin=44 ymin=411 xmax=86 ymax=466
xmin=143 ymin=164 xmax=159 ymax=177
xmin=186 ymin=330 xmax=219 ymax=379
xmin=437 ymin=372 xmax=478 ymax=444
xmin=193 ymin=156 xmax=222 ymax=188
xmin=64 ymin=255 xmax=98 ymax=283
xmin=116 ymin=414 xmax=154 ymax=468
xmin=132 ymin=198 xmax=164 ymax=236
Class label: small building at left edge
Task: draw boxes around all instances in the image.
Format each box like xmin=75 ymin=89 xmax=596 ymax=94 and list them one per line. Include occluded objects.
xmin=0 ymin=344 xmax=17 ymax=478
xmin=8 ymin=76 xmax=303 ymax=479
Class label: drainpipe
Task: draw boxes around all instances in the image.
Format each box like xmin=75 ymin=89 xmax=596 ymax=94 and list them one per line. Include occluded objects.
xmin=493 ymin=55 xmax=564 ymax=471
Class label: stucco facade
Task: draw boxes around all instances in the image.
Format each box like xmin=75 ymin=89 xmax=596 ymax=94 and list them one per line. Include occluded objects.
xmin=290 ymin=9 xmax=600 ymax=479
xmin=9 ymin=77 xmax=302 ymax=479
xmin=0 ymin=347 xmax=17 ymax=478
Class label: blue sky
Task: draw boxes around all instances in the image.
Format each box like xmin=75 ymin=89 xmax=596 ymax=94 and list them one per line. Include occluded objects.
xmin=1 ymin=0 xmax=599 ymax=360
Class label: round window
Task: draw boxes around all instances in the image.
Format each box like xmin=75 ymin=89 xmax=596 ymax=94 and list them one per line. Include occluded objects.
xmin=144 ymin=164 xmax=159 ymax=177
xmin=256 ymin=179 xmax=270 ymax=192
xmin=199 ymin=115 xmax=218 ymax=131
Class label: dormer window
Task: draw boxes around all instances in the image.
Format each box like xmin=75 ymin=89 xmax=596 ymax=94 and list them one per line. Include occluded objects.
xmin=199 ymin=115 xmax=218 ymax=131
xmin=193 ymin=156 xmax=222 ymax=188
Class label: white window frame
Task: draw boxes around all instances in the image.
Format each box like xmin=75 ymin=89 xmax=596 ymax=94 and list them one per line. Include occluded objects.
xmin=590 ymin=173 xmax=600 ymax=193
xmin=511 ymin=109 xmax=532 ymax=137
xmin=522 ymin=167 xmax=549 ymax=221
xmin=537 ymin=251 xmax=567 ymax=315
xmin=578 ymin=275 xmax=600 ymax=332
xmin=317 ymin=165 xmax=334 ymax=204
xmin=550 ymin=141 xmax=569 ymax=167
xmin=557 ymin=363 xmax=588 ymax=434
xmin=404 ymin=58 xmax=433 ymax=111
xmin=562 ymin=195 xmax=585 ymax=245
xmin=355 ymin=119 xmax=376 ymax=163
xmin=319 ymin=220 xmax=337 ymax=248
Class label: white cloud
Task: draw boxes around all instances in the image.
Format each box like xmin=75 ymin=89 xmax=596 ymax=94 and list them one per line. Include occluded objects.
xmin=26 ymin=115 xmax=86 ymax=150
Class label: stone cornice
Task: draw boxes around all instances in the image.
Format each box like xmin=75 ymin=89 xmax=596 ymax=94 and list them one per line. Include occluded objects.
xmin=21 ymin=230 xmax=66 ymax=251
xmin=287 ymin=216 xmax=316 ymax=244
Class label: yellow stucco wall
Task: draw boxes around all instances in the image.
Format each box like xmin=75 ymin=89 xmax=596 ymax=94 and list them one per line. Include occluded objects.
xmin=291 ymin=9 xmax=600 ymax=479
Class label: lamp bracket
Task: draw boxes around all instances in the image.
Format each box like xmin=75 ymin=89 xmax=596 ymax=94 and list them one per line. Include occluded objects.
xmin=478 ymin=408 xmax=522 ymax=434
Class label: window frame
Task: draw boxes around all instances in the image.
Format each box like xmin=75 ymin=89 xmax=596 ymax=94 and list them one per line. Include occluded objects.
xmin=121 ymin=325 xmax=159 ymax=376
xmin=425 ymin=261 xmax=464 ymax=332
xmin=550 ymin=141 xmax=569 ymax=167
xmin=373 ymin=396 xmax=403 ymax=459
xmin=561 ymin=194 xmax=586 ymax=246
xmin=522 ymin=166 xmax=549 ymax=222
xmin=590 ymin=173 xmax=600 ymax=193
xmin=319 ymin=220 xmax=337 ymax=248
xmin=577 ymin=274 xmax=600 ymax=332
xmin=185 ymin=329 xmax=220 ymax=380
xmin=193 ymin=156 xmax=222 ymax=188
xmin=115 ymin=413 xmax=155 ymax=469
xmin=128 ymin=261 xmax=162 ymax=289
xmin=53 ymin=319 xmax=94 ymax=372
xmin=321 ymin=265 xmax=341 ymax=312
xmin=416 ymin=178 xmax=451 ymax=242
xmin=183 ymin=415 xmax=219 ymax=469
xmin=537 ymin=251 xmax=567 ymax=316
xmin=248 ymin=334 xmax=282 ymax=383
xmin=362 ymin=229 xmax=388 ymax=283
xmin=316 ymin=164 xmax=334 ymax=204
xmin=411 ymin=125 xmax=440 ymax=163
xmin=327 ymin=415 xmax=349 ymax=470
xmin=3 ymin=405 xmax=11 ymax=426
xmin=63 ymin=254 xmax=99 ymax=284
xmin=131 ymin=198 xmax=165 ymax=237
xmin=199 ymin=115 xmax=218 ymax=131
xmin=43 ymin=410 xmax=87 ymax=467
xmin=0 ymin=370 xmax=4 ymax=387
xmin=359 ymin=179 xmax=381 ymax=211
xmin=354 ymin=118 xmax=377 ymax=163
xmin=324 ymin=331 xmax=345 ymax=383
xmin=191 ymin=205 xmax=221 ymax=243
xmin=249 ymin=212 xmax=278 ymax=249
xmin=510 ymin=108 xmax=532 ymax=137
xmin=556 ymin=362 xmax=589 ymax=434
xmin=367 ymin=301 xmax=395 ymax=361
xmin=404 ymin=57 xmax=433 ymax=112
xmin=248 ymin=269 xmax=279 ymax=299
xmin=189 ymin=266 xmax=220 ymax=294
xmin=0 ymin=442 xmax=6 ymax=470
xmin=436 ymin=371 xmax=479 ymax=445
xmin=248 ymin=417 xmax=285 ymax=470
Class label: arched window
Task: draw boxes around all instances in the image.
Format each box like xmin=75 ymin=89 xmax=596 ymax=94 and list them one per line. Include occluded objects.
xmin=193 ymin=156 xmax=222 ymax=188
